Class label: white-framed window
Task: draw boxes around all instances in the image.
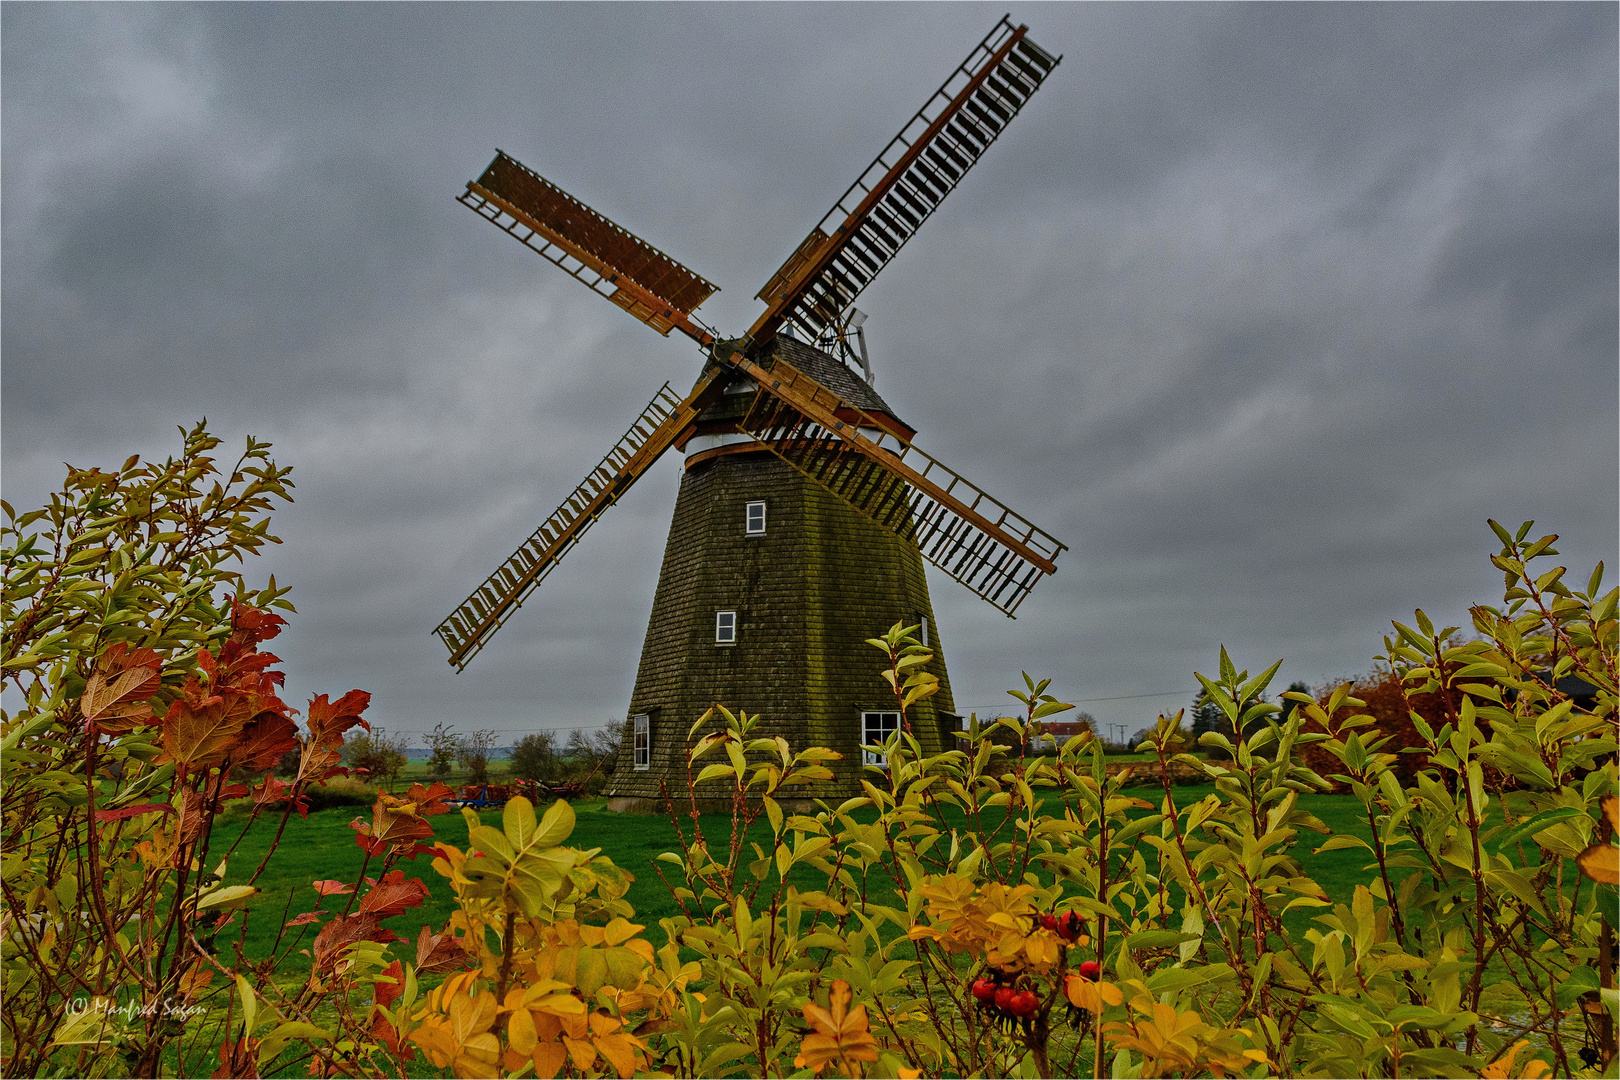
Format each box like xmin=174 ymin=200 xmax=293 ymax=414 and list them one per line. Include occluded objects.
xmin=715 ymin=610 xmax=737 ymax=644
xmin=745 ymin=500 xmax=767 ymax=535
xmin=633 ymin=714 xmax=650 ymax=770
xmin=861 ymin=711 xmax=901 ymax=766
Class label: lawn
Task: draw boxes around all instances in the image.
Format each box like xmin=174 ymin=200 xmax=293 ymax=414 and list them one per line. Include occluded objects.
xmin=221 ymin=782 xmax=1396 ymax=972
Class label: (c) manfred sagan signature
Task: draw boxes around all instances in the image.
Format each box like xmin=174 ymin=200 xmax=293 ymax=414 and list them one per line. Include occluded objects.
xmin=67 ymin=997 xmax=206 ymax=1022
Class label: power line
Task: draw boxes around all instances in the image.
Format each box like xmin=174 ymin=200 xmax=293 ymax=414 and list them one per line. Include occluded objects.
xmin=958 ymin=688 xmax=1198 ymax=713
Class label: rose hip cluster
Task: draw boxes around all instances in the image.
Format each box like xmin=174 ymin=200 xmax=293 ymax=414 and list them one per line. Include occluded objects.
xmin=970 ymin=970 xmax=1038 ymax=1028
xmin=1039 ymin=911 xmax=1085 ymax=942
xmin=967 ymin=910 xmax=1102 ymax=1033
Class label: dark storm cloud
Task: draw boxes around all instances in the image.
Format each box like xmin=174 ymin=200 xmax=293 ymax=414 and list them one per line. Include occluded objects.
xmin=4 ymin=3 xmax=1614 ymax=740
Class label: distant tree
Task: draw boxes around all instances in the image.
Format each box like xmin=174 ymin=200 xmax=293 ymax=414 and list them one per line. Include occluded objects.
xmin=426 ymin=722 xmax=459 ymax=781
xmin=458 ymin=728 xmax=497 ymax=785
xmin=510 ymin=731 xmax=560 ymax=783
xmin=1189 ymin=693 xmax=1225 ymax=741
xmin=1127 ymin=726 xmax=1155 ymax=751
xmin=345 ymin=725 xmax=409 ymax=789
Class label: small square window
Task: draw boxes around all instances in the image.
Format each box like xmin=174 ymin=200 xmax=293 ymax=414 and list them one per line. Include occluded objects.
xmin=715 ymin=610 xmax=737 ymax=644
xmin=745 ymin=501 xmax=766 ymax=535
xmin=861 ymin=711 xmax=901 ymax=766
xmin=633 ymin=714 xmax=650 ymax=770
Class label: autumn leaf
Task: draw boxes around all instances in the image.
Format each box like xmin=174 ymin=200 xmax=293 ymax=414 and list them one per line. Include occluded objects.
xmin=358 ymin=869 xmax=429 ymax=919
xmin=286 ymin=910 xmax=327 ymax=927
xmin=1577 ymin=797 xmax=1619 ymax=885
xmin=311 ymin=913 xmax=383 ymax=972
xmin=415 ymin=925 xmax=476 ymax=976
xmin=352 ymin=792 xmax=434 ymax=856
xmin=373 ymin=959 xmax=406 ymax=1008
xmin=795 ymin=979 xmax=879 ymax=1078
xmin=305 ymin=690 xmax=370 ymax=751
xmin=80 ymin=642 xmax=163 ymax=734
xmin=210 ymin=1034 xmax=261 ymax=1079
xmin=404 ymin=781 xmax=457 ymax=816
xmin=1065 ymin=974 xmax=1125 ymax=1013
xmin=157 ymin=688 xmax=256 ymax=769
xmin=91 ymin=802 xmax=176 ymax=824
xmin=233 ymin=712 xmax=300 ymax=771
xmin=1482 ymin=1039 xmax=1554 ymax=1079
xmin=310 ymin=880 xmax=354 ymax=897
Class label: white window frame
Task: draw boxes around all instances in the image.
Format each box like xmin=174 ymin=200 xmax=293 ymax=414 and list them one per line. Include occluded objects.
xmin=633 ymin=714 xmax=650 ymax=770
xmin=918 ymin=617 xmax=929 ymax=647
xmin=861 ymin=711 xmax=901 ymax=767
xmin=715 ymin=610 xmax=737 ymax=644
xmin=745 ymin=500 xmax=767 ymax=536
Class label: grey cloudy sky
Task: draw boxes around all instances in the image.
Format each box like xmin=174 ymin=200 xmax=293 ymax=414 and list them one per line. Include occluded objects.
xmin=4 ymin=2 xmax=1616 ymax=743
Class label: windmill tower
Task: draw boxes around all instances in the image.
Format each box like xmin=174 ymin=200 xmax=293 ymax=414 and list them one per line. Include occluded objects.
xmin=435 ymin=17 xmax=1067 ymax=809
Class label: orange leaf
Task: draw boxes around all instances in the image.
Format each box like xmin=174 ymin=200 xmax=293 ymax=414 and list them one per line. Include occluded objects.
xmin=797 ymin=979 xmax=879 ymax=1076
xmin=311 ymin=913 xmax=383 ymax=972
xmin=305 ymin=690 xmax=370 ymax=751
xmin=358 ymin=870 xmax=429 ymax=919
xmin=415 ymin=925 xmax=476 ymax=976
xmin=233 ymin=712 xmax=300 ymax=771
xmin=80 ymin=643 xmax=163 ymax=734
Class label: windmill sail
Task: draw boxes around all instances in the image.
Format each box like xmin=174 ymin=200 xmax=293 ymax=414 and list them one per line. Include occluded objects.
xmin=731 ymin=352 xmax=1065 ymax=615
xmin=435 ymin=369 xmax=725 ymax=669
xmin=460 ymin=151 xmax=719 ymax=344
xmin=750 ymin=17 xmax=1060 ymax=347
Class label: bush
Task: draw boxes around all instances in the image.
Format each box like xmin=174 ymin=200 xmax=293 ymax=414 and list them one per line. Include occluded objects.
xmin=510 ymin=731 xmax=560 ymax=782
xmin=8 ymin=437 xmax=1615 ymax=1080
xmin=391 ymin=525 xmax=1615 ymax=1079
xmin=1 ymin=424 xmax=456 ymax=1077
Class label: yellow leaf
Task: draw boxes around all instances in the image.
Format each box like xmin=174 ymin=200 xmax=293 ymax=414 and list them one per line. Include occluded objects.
xmin=508 ymin=1007 xmax=538 ymax=1055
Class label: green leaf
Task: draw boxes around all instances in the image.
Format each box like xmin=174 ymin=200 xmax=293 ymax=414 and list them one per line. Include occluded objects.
xmin=1124 ymin=930 xmax=1199 ymax=949
xmin=694 ymin=762 xmax=734 ymax=786
xmin=1313 ymin=835 xmax=1373 ymax=855
xmin=1496 ymin=806 xmax=1583 ymax=847
xmin=196 ymin=885 xmax=258 ymax=912
xmin=503 ymin=795 xmax=537 ymax=850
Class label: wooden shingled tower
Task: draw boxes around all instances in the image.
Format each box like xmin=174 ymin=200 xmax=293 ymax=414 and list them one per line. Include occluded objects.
xmin=436 ymin=17 xmax=1067 ymax=809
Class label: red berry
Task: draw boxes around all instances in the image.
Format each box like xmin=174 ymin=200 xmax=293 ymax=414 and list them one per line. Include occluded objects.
xmin=1078 ymin=960 xmax=1101 ymax=981
xmin=971 ymin=978 xmax=997 ymax=1003
xmin=1055 ymin=912 xmax=1083 ymax=942
xmin=993 ymin=986 xmax=1016 ymax=1011
xmin=1008 ymin=990 xmax=1040 ymax=1017
xmin=1039 ymin=913 xmax=1059 ymax=933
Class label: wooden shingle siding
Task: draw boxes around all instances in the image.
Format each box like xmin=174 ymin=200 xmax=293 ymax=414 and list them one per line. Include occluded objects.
xmin=607 ymin=448 xmax=955 ymax=811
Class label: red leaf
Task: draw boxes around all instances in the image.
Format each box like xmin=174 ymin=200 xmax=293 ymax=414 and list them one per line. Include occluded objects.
xmin=312 ymin=913 xmax=382 ymax=971
xmin=228 ymin=600 xmax=286 ymax=646
xmin=211 ymin=1035 xmax=261 ymax=1079
xmin=157 ymin=689 xmax=256 ymax=769
xmin=305 ymin=690 xmax=370 ymax=751
xmin=91 ymin=802 xmax=175 ymax=823
xmin=404 ymin=781 xmax=457 ymax=816
xmin=358 ymin=870 xmax=428 ymax=920
xmin=415 ymin=925 xmax=477 ymax=976
xmin=310 ymin=880 xmax=355 ymax=897
xmin=287 ymin=910 xmax=327 ymax=927
xmin=373 ymin=959 xmax=406 ymax=1008
xmin=234 ymin=712 xmax=300 ymax=771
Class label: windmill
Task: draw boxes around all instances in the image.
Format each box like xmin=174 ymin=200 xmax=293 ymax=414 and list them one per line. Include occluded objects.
xmin=436 ymin=16 xmax=1067 ymax=809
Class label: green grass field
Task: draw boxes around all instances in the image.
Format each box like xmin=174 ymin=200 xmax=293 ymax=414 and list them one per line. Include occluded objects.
xmin=217 ymin=782 xmax=1399 ymax=972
